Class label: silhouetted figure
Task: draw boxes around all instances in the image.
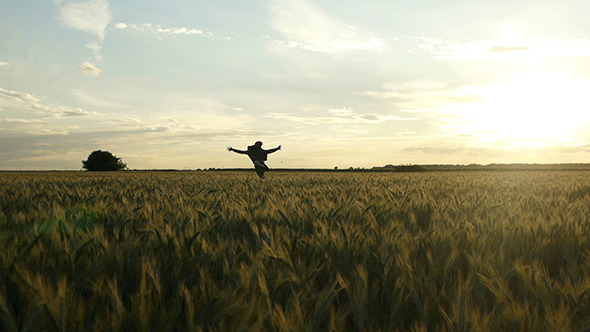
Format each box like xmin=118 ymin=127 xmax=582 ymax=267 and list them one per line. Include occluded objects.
xmin=228 ymin=141 xmax=281 ymax=178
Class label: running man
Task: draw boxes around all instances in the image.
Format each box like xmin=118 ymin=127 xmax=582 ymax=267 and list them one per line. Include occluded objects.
xmin=227 ymin=141 xmax=281 ymax=178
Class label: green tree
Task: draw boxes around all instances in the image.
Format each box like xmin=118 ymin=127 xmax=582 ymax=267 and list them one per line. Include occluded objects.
xmin=82 ymin=150 xmax=127 ymax=171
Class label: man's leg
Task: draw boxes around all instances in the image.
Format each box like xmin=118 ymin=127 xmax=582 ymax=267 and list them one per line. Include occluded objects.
xmin=254 ymin=161 xmax=266 ymax=178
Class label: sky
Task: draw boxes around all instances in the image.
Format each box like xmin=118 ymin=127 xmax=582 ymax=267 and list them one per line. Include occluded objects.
xmin=2 ymin=0 xmax=590 ymax=170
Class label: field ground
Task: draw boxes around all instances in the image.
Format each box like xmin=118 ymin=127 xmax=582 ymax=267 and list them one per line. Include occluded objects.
xmin=1 ymin=170 xmax=590 ymax=331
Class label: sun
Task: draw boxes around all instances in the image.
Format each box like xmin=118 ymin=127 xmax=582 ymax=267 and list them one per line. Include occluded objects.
xmin=445 ymin=71 xmax=590 ymax=147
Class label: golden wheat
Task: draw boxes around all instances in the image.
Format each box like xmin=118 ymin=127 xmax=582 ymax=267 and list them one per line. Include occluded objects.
xmin=0 ymin=170 xmax=589 ymax=331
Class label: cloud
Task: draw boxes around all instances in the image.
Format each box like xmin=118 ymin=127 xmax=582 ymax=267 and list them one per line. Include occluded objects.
xmin=115 ymin=22 xmax=213 ymax=38
xmin=117 ymin=117 xmax=185 ymax=134
xmin=30 ymin=104 xmax=58 ymax=115
xmin=0 ymin=61 xmax=7 ymax=66
xmin=56 ymin=108 xmax=99 ymax=118
xmin=266 ymin=107 xmax=415 ymax=125
xmin=56 ymin=0 xmax=111 ymax=41
xmin=328 ymin=107 xmax=354 ymax=116
xmin=403 ymin=145 xmax=590 ymax=160
xmin=415 ymin=36 xmax=590 ymax=60
xmin=108 ymin=117 xmax=143 ymax=127
xmin=31 ymin=104 xmax=99 ymax=118
xmin=361 ymin=80 xmax=482 ymax=111
xmin=362 ymin=80 xmax=451 ymax=99
xmin=99 ymin=115 xmax=263 ymax=150
xmin=29 ymin=128 xmax=70 ymax=136
xmin=487 ymin=46 xmax=530 ymax=53
xmin=328 ymin=125 xmax=369 ymax=136
xmin=0 ymin=87 xmax=99 ymax=118
xmin=55 ymin=0 xmax=112 ymax=62
xmin=70 ymin=90 xmax=129 ymax=108
xmin=85 ymin=42 xmax=103 ymax=62
xmin=268 ymin=0 xmax=383 ymax=53
xmin=1 ymin=118 xmax=45 ymax=124
xmin=78 ymin=62 xmax=102 ymax=75
xmin=404 ymin=147 xmax=466 ymax=155
xmin=0 ymin=88 xmax=40 ymax=104
xmin=105 ymin=109 xmax=252 ymax=141
xmin=358 ymin=114 xmax=380 ymax=122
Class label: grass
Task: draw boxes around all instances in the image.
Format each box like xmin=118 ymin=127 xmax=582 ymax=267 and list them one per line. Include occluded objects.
xmin=1 ymin=170 xmax=590 ymax=331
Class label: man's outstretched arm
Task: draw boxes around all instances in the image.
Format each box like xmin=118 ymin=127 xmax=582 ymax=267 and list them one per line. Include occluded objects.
xmin=227 ymin=146 xmax=247 ymax=154
xmin=265 ymin=145 xmax=281 ymax=154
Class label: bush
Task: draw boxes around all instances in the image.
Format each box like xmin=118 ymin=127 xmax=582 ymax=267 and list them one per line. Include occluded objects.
xmin=82 ymin=150 xmax=127 ymax=171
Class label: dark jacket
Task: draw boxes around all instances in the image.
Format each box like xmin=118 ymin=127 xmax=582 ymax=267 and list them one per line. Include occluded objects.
xmin=233 ymin=145 xmax=280 ymax=162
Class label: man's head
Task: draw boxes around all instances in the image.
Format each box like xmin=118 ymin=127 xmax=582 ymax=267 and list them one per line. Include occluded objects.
xmin=254 ymin=141 xmax=263 ymax=147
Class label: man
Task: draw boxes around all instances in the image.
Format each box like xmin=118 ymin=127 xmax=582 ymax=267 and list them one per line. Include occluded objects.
xmin=227 ymin=141 xmax=281 ymax=178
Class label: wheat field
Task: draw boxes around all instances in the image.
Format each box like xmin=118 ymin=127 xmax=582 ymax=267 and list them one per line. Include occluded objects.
xmin=1 ymin=170 xmax=589 ymax=331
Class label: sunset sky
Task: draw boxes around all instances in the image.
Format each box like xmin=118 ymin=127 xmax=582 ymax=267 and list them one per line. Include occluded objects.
xmin=2 ymin=0 xmax=590 ymax=170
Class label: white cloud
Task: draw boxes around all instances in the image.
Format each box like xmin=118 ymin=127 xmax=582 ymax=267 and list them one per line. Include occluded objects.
xmin=328 ymin=107 xmax=354 ymax=116
xmin=266 ymin=108 xmax=415 ymax=125
xmin=329 ymin=125 xmax=369 ymax=136
xmin=0 ymin=87 xmax=99 ymax=118
xmin=30 ymin=104 xmax=58 ymax=115
xmin=85 ymin=42 xmax=103 ymax=62
xmin=56 ymin=0 xmax=111 ymax=41
xmin=416 ymin=36 xmax=590 ymax=60
xmin=0 ymin=88 xmax=40 ymax=104
xmin=29 ymin=128 xmax=70 ymax=136
xmin=55 ymin=0 xmax=111 ymax=62
xmin=1 ymin=118 xmax=45 ymax=124
xmin=0 ymin=61 xmax=7 ymax=66
xmin=361 ymin=80 xmax=482 ymax=110
xmin=116 ymin=22 xmax=213 ymax=38
xmin=78 ymin=62 xmax=102 ymax=75
xmin=56 ymin=108 xmax=99 ymax=118
xmin=70 ymin=90 xmax=129 ymax=108
xmin=268 ymin=0 xmax=384 ymax=53
xmin=104 ymin=105 xmax=253 ymax=141
xmin=85 ymin=42 xmax=102 ymax=52
xmin=108 ymin=117 xmax=142 ymax=128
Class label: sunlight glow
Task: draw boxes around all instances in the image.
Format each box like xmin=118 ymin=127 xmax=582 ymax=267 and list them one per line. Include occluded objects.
xmin=443 ymin=72 xmax=590 ymax=147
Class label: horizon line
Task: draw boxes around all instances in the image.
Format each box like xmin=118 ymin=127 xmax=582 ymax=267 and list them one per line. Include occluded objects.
xmin=2 ymin=162 xmax=590 ymax=172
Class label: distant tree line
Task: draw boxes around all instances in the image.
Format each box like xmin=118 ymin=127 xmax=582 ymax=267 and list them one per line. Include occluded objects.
xmin=372 ymin=164 xmax=427 ymax=172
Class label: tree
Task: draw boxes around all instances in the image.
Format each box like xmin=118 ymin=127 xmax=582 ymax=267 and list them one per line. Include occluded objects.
xmin=82 ymin=150 xmax=127 ymax=171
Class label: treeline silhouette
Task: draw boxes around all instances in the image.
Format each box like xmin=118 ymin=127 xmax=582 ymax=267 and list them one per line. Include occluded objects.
xmin=76 ymin=149 xmax=590 ymax=173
